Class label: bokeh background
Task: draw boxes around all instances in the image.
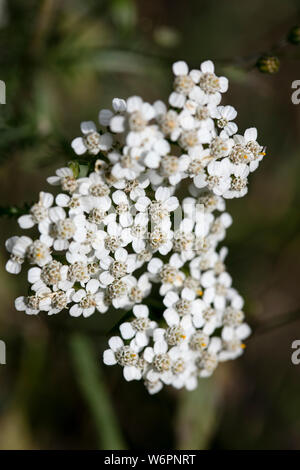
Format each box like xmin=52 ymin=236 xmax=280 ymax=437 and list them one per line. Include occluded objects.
xmin=0 ymin=0 xmax=300 ymax=450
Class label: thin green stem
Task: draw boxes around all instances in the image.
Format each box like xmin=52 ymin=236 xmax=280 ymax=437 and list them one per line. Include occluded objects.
xmin=69 ymin=333 xmax=126 ymax=450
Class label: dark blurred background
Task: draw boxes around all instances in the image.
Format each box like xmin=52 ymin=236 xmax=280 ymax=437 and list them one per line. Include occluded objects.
xmin=0 ymin=0 xmax=300 ymax=450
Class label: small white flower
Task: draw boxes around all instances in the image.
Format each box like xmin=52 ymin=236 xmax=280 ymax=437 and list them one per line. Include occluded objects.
xmin=98 ymin=98 xmax=127 ymax=126
xmin=71 ymin=121 xmax=113 ymax=155
xmin=148 ymin=254 xmax=184 ymax=295
xmin=69 ymin=279 xmax=101 ymax=317
xmin=122 ymin=212 xmax=148 ymax=253
xmin=18 ymin=192 xmax=54 ymax=230
xmin=103 ymin=336 xmax=142 ymax=381
xmin=110 ymin=96 xmax=155 ymax=149
xmin=99 ymin=247 xmax=137 ymax=286
xmin=194 ymin=159 xmax=232 ymax=195
xmin=173 ymin=218 xmax=195 ymax=261
xmin=202 ymin=270 xmax=232 ymax=309
xmin=39 ymin=209 xmax=87 ymax=251
xmin=224 ymin=163 xmax=249 ymax=198
xmin=135 ymin=186 xmax=179 ymax=225
xmin=125 ymin=273 xmax=152 ymax=304
xmin=5 ymin=236 xmax=32 ymax=274
xmin=119 ymin=304 xmax=157 ymax=347
xmin=15 ymin=288 xmax=52 ymax=315
xmin=47 ymin=167 xmax=78 ymax=193
xmin=169 ymin=61 xmax=200 ymax=109
xmin=232 ymin=127 xmax=265 ymax=171
xmin=112 ymin=190 xmax=133 ymax=227
xmin=55 ymin=193 xmax=91 ymax=216
xmin=219 ymin=324 xmax=251 ymax=361
xmin=198 ymin=60 xmax=228 ymax=101
xmin=163 ymin=288 xmax=205 ymax=329
xmin=27 ymin=260 xmax=69 ymax=292
xmin=211 ymin=105 xmax=238 ymax=136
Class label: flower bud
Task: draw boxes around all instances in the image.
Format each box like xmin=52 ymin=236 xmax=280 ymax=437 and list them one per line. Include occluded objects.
xmin=68 ymin=161 xmax=80 ymax=178
xmin=287 ymin=25 xmax=300 ymax=45
xmin=256 ymin=55 xmax=280 ymax=74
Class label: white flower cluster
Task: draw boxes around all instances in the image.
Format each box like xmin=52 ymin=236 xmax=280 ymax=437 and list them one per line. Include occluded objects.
xmin=5 ymin=60 xmax=265 ymax=394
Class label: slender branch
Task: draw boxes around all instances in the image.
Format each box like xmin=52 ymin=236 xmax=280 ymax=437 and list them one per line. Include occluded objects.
xmin=0 ymin=203 xmax=32 ymax=218
xmin=95 ymin=21 xmax=298 ymax=74
xmin=253 ymin=308 xmax=300 ymax=336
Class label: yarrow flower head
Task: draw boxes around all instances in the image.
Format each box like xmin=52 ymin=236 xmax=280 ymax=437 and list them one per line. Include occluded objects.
xmin=5 ymin=59 xmax=266 ymax=394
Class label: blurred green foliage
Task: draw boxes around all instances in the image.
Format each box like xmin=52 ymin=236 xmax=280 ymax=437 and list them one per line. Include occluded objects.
xmin=0 ymin=0 xmax=300 ymax=450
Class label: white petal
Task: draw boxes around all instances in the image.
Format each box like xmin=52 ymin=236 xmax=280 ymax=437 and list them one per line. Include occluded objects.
xmin=49 ymin=206 xmax=65 ymax=222
xmin=5 ymin=236 xmax=18 ymax=253
xmin=99 ymin=133 xmax=113 ymax=150
xmin=165 ymin=196 xmax=179 ymax=212
xmin=103 ymin=349 xmax=117 ymax=365
xmin=69 ymin=304 xmax=82 ymax=317
xmin=47 ymin=176 xmax=61 ymax=185
xmin=120 ymin=212 xmax=133 ymax=227
xmin=172 ymin=61 xmax=188 ymax=76
xmin=126 ymin=96 xmax=143 ymax=113
xmin=120 ymin=322 xmax=135 ymax=339
xmin=108 ymin=336 xmax=123 ymax=351
xmin=154 ymin=340 xmax=168 ymax=354
xmin=222 ymin=326 xmax=234 ymax=341
xmin=53 ymin=239 xmax=68 ymax=251
xmin=99 ymin=271 xmax=114 ymax=286
xmin=72 ymin=289 xmax=86 ymax=302
xmin=99 ymin=109 xmax=113 ymax=126
xmin=56 ymin=193 xmax=70 ymax=207
xmin=6 ymin=259 xmax=21 ymax=274
xmin=244 ymin=127 xmax=257 ymax=142
xmin=40 ymin=192 xmax=54 ymax=208
xmin=112 ymin=98 xmax=127 ymax=112
xmin=201 ymin=60 xmax=214 ymax=73
xmin=71 ymin=137 xmax=86 ymax=155
xmin=163 ymin=291 xmax=179 ymax=307
xmin=135 ymin=196 xmax=150 ymax=212
xmin=133 ymin=304 xmax=148 ymax=318
xmin=110 ymin=115 xmax=125 ymax=133
xmin=155 ymin=187 xmax=170 ymax=202
xmin=147 ymin=258 xmax=163 ymax=274
xmin=236 ymin=323 xmax=251 ymax=340
xmin=135 ymin=332 xmax=148 ymax=347
xmin=15 ymin=296 xmax=26 ymax=311
xmin=123 ymin=366 xmax=140 ymax=382
xmin=144 ymin=151 xmax=160 ymax=169
xmin=115 ymin=247 xmax=127 ymax=263
xmin=219 ymin=76 xmax=228 ymax=92
xmin=143 ymin=347 xmax=154 ymax=363
xmin=27 ymin=267 xmax=41 ymax=283
xmin=163 ymin=308 xmax=179 ymax=326
xmin=80 ymin=121 xmax=96 ymax=134
xmin=86 ymin=279 xmax=100 ymax=294
xmin=132 ymin=238 xmax=145 ymax=253
xmin=18 ymin=215 xmax=34 ymax=229
xmin=169 ymin=92 xmax=185 ymax=108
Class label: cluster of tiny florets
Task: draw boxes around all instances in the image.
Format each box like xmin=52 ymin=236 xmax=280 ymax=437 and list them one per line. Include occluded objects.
xmin=5 ymin=60 xmax=264 ymax=394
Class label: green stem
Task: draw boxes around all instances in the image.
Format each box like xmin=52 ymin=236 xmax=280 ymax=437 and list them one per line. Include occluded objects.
xmin=69 ymin=333 xmax=126 ymax=450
